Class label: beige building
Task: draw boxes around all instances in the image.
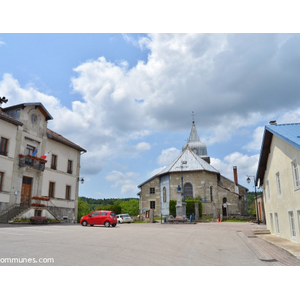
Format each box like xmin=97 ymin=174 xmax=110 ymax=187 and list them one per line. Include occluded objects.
xmin=256 ymin=122 xmax=300 ymax=243
xmin=138 ymin=121 xmax=248 ymax=218
xmin=0 ymin=101 xmax=86 ymax=223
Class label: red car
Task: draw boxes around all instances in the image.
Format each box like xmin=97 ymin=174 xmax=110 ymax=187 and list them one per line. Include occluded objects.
xmin=80 ymin=210 xmax=117 ymax=227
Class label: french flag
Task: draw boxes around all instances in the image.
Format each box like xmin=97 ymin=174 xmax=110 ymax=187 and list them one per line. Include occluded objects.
xmin=40 ymin=152 xmax=50 ymax=159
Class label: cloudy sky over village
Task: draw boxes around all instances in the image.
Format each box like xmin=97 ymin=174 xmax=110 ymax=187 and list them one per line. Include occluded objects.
xmin=1 ymin=6 xmax=300 ymax=199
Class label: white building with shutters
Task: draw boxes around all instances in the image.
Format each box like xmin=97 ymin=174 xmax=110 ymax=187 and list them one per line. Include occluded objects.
xmin=0 ymin=101 xmax=86 ymax=223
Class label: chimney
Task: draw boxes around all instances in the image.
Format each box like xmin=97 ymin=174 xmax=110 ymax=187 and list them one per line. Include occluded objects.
xmin=269 ymin=120 xmax=277 ymax=125
xmin=233 ymin=166 xmax=238 ymax=185
xmin=233 ymin=166 xmax=239 ymax=194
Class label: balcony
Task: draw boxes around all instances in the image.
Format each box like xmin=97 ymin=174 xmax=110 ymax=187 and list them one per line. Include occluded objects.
xmin=18 ymin=154 xmax=47 ymax=172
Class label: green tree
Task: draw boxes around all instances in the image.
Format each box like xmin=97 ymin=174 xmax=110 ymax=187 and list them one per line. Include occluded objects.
xmin=77 ymin=198 xmax=90 ymax=222
xmin=247 ymin=192 xmax=262 ymax=217
xmin=120 ymin=199 xmax=139 ymax=216
xmin=95 ymin=204 xmax=122 ymax=214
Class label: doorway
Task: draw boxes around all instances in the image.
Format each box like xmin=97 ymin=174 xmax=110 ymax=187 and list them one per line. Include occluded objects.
xmin=222 ymin=197 xmax=227 ymax=217
xmin=21 ymin=176 xmax=33 ymax=206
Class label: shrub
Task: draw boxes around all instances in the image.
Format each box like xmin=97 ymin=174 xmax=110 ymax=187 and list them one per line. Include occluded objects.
xmin=169 ymin=197 xmax=202 ymax=217
xmin=169 ymin=200 xmax=177 ymax=216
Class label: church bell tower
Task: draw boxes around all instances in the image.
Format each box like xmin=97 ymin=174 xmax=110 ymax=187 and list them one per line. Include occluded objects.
xmin=182 ymin=120 xmax=210 ymax=164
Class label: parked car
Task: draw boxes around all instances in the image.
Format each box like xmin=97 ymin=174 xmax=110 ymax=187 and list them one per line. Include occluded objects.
xmin=117 ymin=213 xmax=133 ymax=223
xmin=80 ymin=210 xmax=117 ymax=227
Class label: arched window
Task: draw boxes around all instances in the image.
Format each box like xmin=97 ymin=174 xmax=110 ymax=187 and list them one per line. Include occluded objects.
xmin=184 ymin=183 xmax=193 ymax=198
xmin=163 ymin=187 xmax=167 ymax=202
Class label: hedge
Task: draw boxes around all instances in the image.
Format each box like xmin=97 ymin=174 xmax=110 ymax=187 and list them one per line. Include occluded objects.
xmin=169 ymin=198 xmax=202 ymax=218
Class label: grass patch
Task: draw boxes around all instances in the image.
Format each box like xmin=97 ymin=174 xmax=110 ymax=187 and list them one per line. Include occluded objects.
xmin=222 ymin=219 xmax=248 ymax=222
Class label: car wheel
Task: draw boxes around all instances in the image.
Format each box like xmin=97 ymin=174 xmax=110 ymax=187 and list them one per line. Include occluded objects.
xmin=112 ymin=223 xmax=117 ymax=227
xmin=82 ymin=220 xmax=88 ymax=226
xmin=104 ymin=221 xmax=110 ymax=227
xmin=118 ymin=221 xmax=120 ymax=223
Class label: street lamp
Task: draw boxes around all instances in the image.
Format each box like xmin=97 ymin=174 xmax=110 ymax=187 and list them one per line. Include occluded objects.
xmin=246 ymin=175 xmax=260 ymax=225
xmin=78 ymin=177 xmax=85 ymax=184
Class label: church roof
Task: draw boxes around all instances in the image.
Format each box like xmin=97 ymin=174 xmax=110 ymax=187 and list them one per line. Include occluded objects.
xmin=158 ymin=147 xmax=219 ymax=176
xmin=137 ymin=147 xmax=219 ymax=188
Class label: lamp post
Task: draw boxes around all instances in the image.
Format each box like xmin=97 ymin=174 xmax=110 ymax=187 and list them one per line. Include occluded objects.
xmin=246 ymin=175 xmax=260 ymax=225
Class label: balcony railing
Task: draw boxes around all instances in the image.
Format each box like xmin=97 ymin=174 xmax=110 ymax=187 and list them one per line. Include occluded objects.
xmin=18 ymin=155 xmax=47 ymax=172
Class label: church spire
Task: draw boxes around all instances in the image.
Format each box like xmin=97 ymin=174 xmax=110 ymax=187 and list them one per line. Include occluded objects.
xmin=182 ymin=119 xmax=210 ymax=163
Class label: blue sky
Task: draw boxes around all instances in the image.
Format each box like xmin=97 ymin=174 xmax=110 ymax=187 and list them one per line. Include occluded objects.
xmin=1 ymin=8 xmax=300 ymax=200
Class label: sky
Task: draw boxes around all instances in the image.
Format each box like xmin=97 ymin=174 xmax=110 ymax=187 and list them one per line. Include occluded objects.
xmin=1 ymin=1 xmax=300 ymax=200
xmin=1 ymin=32 xmax=300 ymax=198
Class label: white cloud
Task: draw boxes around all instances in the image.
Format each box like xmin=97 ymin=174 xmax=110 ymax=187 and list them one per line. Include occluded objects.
xmin=157 ymin=147 xmax=181 ymax=166
xmin=135 ymin=142 xmax=151 ymax=151
xmin=2 ymin=33 xmax=300 ymax=193
xmin=147 ymin=166 xmax=166 ymax=179
xmin=243 ymin=126 xmax=265 ymax=152
xmin=211 ymin=152 xmax=260 ymax=187
xmin=105 ymin=170 xmax=139 ymax=195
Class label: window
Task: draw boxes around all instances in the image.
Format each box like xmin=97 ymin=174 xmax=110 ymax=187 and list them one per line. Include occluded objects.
xmin=150 ymin=187 xmax=155 ymax=194
xmin=150 ymin=201 xmax=155 ymax=209
xmin=292 ymin=160 xmax=300 ymax=189
xmin=66 ymin=185 xmax=71 ymax=200
xmin=184 ymin=183 xmax=193 ymax=198
xmin=163 ymin=187 xmax=167 ymax=202
xmin=67 ymin=160 xmax=73 ymax=174
xmin=276 ymin=172 xmax=282 ymax=195
xmin=0 ymin=137 xmax=8 ymax=156
xmin=297 ymin=211 xmax=300 ymax=237
xmin=270 ymin=213 xmax=274 ymax=233
xmin=49 ymin=182 xmax=55 ymax=198
xmin=100 ymin=212 xmax=108 ymax=216
xmin=51 ymin=155 xmax=57 ymax=170
xmin=90 ymin=212 xmax=99 ymax=217
xmin=34 ymin=209 xmax=42 ymax=217
xmin=0 ymin=172 xmax=4 ymax=191
xmin=26 ymin=145 xmax=35 ymax=156
xmin=289 ymin=211 xmax=296 ymax=239
xmin=274 ymin=213 xmax=280 ymax=235
xmin=210 ymin=186 xmax=213 ymax=202
xmin=266 ymin=180 xmax=270 ymax=200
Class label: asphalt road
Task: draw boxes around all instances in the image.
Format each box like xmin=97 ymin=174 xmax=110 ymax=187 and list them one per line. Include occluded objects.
xmin=0 ymin=222 xmax=299 ymax=266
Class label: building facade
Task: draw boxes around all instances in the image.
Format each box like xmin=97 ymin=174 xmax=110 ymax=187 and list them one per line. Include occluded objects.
xmin=256 ymin=122 xmax=300 ymax=243
xmin=0 ymin=101 xmax=86 ymax=223
xmin=138 ymin=121 xmax=248 ymax=218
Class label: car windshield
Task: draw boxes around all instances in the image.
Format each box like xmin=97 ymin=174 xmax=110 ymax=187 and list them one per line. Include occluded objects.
xmin=123 ymin=214 xmax=129 ymax=217
xmin=111 ymin=213 xmax=116 ymax=217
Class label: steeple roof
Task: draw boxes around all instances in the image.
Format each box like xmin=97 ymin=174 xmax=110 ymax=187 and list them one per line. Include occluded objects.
xmin=182 ymin=121 xmax=208 ymax=157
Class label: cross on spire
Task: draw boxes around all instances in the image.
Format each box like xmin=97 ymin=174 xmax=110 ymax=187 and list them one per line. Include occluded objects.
xmin=191 ymin=111 xmax=195 ymax=122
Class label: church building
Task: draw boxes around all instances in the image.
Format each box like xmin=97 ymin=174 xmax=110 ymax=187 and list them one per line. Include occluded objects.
xmin=138 ymin=121 xmax=248 ymax=219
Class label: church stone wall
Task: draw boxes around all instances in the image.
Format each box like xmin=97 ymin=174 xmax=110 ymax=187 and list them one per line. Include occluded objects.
xmin=139 ymin=170 xmax=247 ymax=218
xmin=139 ymin=176 xmax=161 ymax=216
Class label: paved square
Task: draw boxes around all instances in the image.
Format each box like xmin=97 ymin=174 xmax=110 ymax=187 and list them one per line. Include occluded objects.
xmin=0 ymin=222 xmax=298 ymax=266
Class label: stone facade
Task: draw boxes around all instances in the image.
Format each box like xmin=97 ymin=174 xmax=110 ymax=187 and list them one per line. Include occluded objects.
xmin=139 ymin=168 xmax=247 ymax=218
xmin=138 ymin=121 xmax=248 ymax=218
